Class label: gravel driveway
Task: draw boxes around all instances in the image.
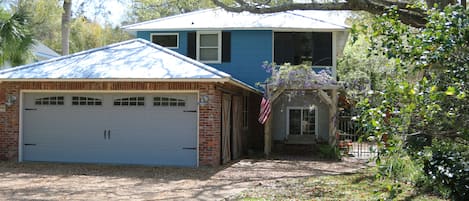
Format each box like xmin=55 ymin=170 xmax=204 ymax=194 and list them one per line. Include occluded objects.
xmin=0 ymin=156 xmax=367 ymax=201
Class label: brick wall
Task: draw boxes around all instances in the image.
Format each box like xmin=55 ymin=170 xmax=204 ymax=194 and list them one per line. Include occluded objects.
xmin=0 ymin=81 xmax=227 ymax=166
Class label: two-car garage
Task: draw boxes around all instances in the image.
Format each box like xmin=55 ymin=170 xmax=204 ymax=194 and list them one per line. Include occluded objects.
xmin=21 ymin=92 xmax=198 ymax=167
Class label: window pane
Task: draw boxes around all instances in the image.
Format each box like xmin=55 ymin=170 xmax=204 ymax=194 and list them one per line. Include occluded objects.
xmin=200 ymin=48 xmax=218 ymax=61
xmin=200 ymin=34 xmax=218 ymax=46
xmin=274 ymin=32 xmax=332 ymax=66
xmin=303 ymin=109 xmax=316 ymax=135
xmin=289 ymin=109 xmax=301 ymax=135
xmin=152 ymin=34 xmax=178 ymax=47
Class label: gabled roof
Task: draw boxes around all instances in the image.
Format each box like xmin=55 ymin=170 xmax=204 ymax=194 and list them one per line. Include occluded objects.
xmin=0 ymin=39 xmax=233 ymax=80
xmin=123 ymin=8 xmax=350 ymax=32
xmin=32 ymin=40 xmax=61 ymax=60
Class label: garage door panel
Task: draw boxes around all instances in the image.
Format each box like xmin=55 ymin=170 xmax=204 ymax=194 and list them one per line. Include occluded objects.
xmin=23 ymin=93 xmax=198 ymax=167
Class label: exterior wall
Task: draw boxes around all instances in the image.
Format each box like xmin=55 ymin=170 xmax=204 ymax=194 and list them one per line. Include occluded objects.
xmin=271 ymin=92 xmax=330 ymax=143
xmin=136 ymin=30 xmax=273 ymax=87
xmin=209 ymin=30 xmax=272 ymax=87
xmin=0 ymin=81 xmax=233 ymax=166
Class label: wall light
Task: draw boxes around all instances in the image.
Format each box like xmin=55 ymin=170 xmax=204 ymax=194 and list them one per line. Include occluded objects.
xmin=5 ymin=94 xmax=16 ymax=107
xmin=199 ymin=95 xmax=209 ymax=106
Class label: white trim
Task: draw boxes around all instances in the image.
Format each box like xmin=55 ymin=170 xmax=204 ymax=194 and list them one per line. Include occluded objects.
xmin=332 ymin=32 xmax=337 ymax=80
xmin=126 ymin=28 xmax=348 ymax=32
xmin=271 ymin=31 xmax=274 ymax=64
xmin=150 ymin=33 xmax=179 ymax=49
xmin=286 ymin=106 xmax=318 ymax=138
xmin=196 ymin=31 xmax=222 ymax=64
xmin=196 ymin=91 xmax=200 ymax=167
xmin=19 ymin=90 xmax=200 ymax=167
xmin=18 ymin=92 xmax=23 ymax=162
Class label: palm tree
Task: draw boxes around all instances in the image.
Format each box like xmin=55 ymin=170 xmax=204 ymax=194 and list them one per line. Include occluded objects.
xmin=0 ymin=6 xmax=35 ymax=68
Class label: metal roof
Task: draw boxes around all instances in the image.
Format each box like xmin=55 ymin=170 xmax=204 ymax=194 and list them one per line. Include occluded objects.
xmin=123 ymin=8 xmax=351 ymax=32
xmin=0 ymin=39 xmax=232 ymax=80
xmin=32 ymin=40 xmax=61 ymax=60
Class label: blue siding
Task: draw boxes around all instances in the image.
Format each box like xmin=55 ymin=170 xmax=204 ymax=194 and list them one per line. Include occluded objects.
xmin=211 ymin=30 xmax=272 ymax=87
xmin=136 ymin=30 xmax=273 ymax=88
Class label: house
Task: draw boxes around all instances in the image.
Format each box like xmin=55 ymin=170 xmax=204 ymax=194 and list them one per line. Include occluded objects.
xmin=0 ymin=39 xmax=261 ymax=167
xmin=1 ymin=40 xmax=61 ymax=69
xmin=123 ymin=8 xmax=350 ymax=152
xmin=31 ymin=40 xmax=61 ymax=62
xmin=0 ymin=8 xmax=350 ymax=167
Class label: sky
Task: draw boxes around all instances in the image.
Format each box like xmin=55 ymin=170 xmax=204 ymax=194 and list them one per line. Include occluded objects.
xmin=75 ymin=0 xmax=131 ymax=26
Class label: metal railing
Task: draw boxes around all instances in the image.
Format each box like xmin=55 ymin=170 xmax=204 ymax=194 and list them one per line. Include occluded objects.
xmin=337 ymin=115 xmax=378 ymax=159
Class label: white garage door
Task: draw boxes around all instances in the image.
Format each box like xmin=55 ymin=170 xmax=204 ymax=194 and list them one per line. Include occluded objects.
xmin=22 ymin=92 xmax=198 ymax=167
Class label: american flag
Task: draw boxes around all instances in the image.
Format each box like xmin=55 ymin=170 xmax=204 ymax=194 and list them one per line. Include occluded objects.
xmin=258 ymin=95 xmax=271 ymax=124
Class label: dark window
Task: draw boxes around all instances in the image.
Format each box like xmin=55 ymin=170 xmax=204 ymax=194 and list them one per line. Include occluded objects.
xmin=153 ymin=96 xmax=185 ymax=107
xmin=114 ymin=97 xmax=145 ymax=106
xmin=72 ymin=96 xmax=102 ymax=106
xmin=35 ymin=96 xmax=64 ymax=105
xmin=274 ymin=32 xmax=332 ymax=66
xmin=151 ymin=34 xmax=178 ymax=48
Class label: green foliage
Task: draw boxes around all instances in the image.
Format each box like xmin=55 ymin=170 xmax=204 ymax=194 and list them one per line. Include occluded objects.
xmin=126 ymin=0 xmax=215 ymax=23
xmin=423 ymin=141 xmax=469 ymax=200
xmin=0 ymin=6 xmax=35 ymax=67
xmin=317 ymin=144 xmax=341 ymax=160
xmin=70 ymin=17 xmax=131 ymax=53
xmin=338 ymin=13 xmax=394 ymax=97
xmin=355 ymin=4 xmax=468 ymax=200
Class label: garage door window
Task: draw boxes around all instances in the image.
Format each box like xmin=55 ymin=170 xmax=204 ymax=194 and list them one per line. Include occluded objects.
xmin=72 ymin=96 xmax=102 ymax=106
xmin=153 ymin=96 xmax=185 ymax=107
xmin=113 ymin=97 xmax=145 ymax=106
xmin=35 ymin=96 xmax=64 ymax=105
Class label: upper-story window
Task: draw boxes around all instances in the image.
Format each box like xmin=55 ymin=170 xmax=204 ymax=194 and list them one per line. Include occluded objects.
xmin=197 ymin=31 xmax=221 ymax=63
xmin=151 ymin=33 xmax=179 ymax=49
xmin=274 ymin=32 xmax=333 ymax=67
xmin=187 ymin=31 xmax=231 ymax=64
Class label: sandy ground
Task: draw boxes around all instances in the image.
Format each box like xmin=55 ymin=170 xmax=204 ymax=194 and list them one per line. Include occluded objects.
xmin=0 ymin=156 xmax=368 ymax=201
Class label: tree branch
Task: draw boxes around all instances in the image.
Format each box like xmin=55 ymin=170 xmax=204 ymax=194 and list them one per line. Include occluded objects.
xmin=211 ymin=0 xmax=428 ymax=28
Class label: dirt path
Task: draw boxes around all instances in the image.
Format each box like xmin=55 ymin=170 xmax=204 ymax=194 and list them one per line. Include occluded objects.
xmin=0 ymin=157 xmax=367 ymax=201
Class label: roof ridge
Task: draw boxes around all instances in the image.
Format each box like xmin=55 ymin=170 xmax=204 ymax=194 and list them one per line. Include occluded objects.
xmin=122 ymin=8 xmax=219 ymax=30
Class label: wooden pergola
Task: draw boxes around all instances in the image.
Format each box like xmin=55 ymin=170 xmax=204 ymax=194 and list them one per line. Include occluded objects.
xmin=263 ymin=84 xmax=340 ymax=156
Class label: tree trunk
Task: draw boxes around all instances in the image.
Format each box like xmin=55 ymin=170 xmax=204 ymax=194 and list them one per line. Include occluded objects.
xmin=61 ymin=0 xmax=72 ymax=55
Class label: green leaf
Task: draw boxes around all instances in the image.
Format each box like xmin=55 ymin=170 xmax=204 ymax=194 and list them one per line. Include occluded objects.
xmin=445 ymin=86 xmax=456 ymax=96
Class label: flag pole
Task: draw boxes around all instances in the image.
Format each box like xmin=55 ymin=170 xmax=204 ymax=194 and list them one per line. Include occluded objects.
xmin=263 ymin=83 xmax=272 ymax=157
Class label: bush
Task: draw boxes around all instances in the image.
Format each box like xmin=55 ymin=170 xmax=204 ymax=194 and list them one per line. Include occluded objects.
xmin=423 ymin=141 xmax=469 ymax=200
xmin=318 ymin=144 xmax=341 ymax=160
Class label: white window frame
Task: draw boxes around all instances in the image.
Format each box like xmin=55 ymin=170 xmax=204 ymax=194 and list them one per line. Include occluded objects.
xmin=286 ymin=106 xmax=318 ymax=136
xmin=150 ymin=33 xmax=179 ymax=49
xmin=196 ymin=31 xmax=222 ymax=63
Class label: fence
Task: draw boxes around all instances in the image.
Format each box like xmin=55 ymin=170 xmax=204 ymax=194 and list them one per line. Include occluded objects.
xmin=337 ymin=115 xmax=378 ymax=159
